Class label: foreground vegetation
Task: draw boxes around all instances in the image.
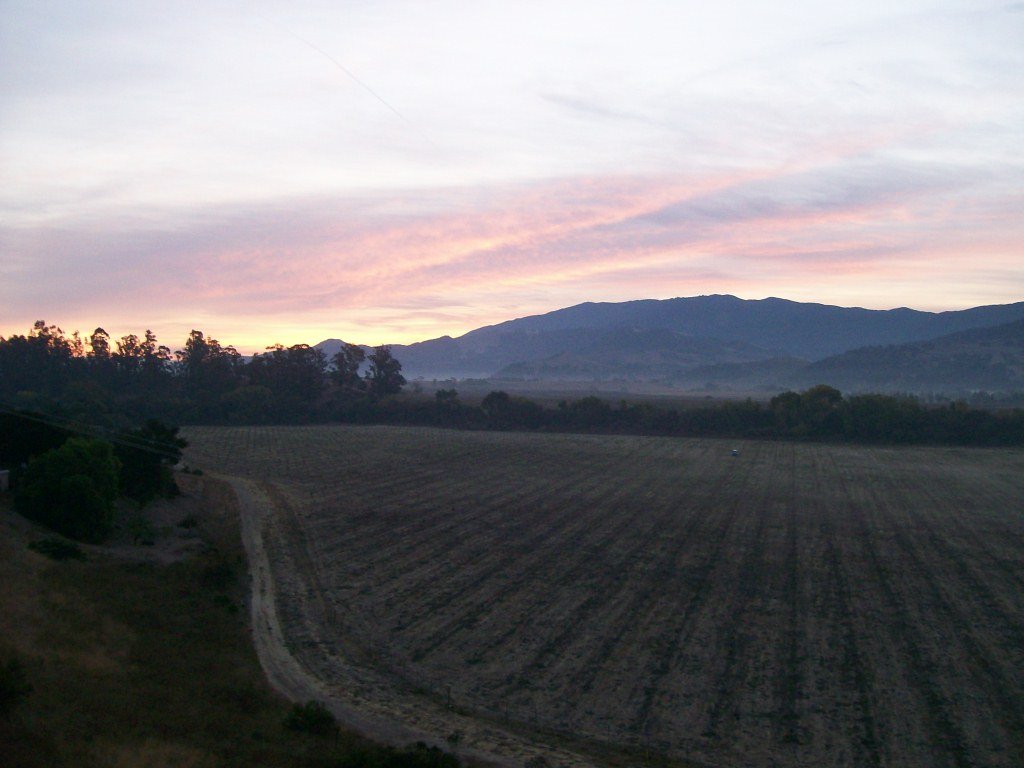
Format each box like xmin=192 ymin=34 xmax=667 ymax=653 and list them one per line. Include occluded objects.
xmin=0 ymin=478 xmax=463 ymax=768
xmin=1 ymin=412 xmax=187 ymax=543
xmin=186 ymin=425 xmax=1024 ymax=768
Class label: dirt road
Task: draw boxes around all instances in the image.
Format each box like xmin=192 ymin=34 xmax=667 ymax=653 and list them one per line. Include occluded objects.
xmin=229 ymin=476 xmax=602 ymax=768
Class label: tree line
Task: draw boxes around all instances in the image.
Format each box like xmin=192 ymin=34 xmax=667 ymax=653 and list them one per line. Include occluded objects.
xmin=0 ymin=321 xmax=405 ymax=425
xmin=2 ymin=321 xmax=1022 ymax=446
xmin=363 ymin=385 xmax=1024 ymax=447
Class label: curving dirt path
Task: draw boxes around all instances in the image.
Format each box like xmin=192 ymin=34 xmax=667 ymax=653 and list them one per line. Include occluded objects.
xmin=228 ymin=475 xmax=603 ymax=768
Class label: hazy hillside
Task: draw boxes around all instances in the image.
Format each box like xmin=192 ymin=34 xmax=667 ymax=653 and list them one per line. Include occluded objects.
xmin=494 ymin=328 xmax=775 ymax=381
xmin=315 ymin=295 xmax=1024 ymax=388
xmin=792 ymin=318 xmax=1024 ymax=393
xmin=677 ymin=357 xmax=811 ymax=392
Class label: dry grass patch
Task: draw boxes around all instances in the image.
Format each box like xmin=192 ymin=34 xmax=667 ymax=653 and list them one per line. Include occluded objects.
xmin=0 ymin=478 xmax=454 ymax=768
xmin=97 ymin=738 xmax=219 ymax=768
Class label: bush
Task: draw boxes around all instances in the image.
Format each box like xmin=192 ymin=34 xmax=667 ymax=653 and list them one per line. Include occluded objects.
xmin=28 ymin=537 xmax=86 ymax=561
xmin=115 ymin=420 xmax=186 ymax=504
xmin=391 ymin=742 xmax=460 ymax=768
xmin=284 ymin=699 xmax=336 ymax=735
xmin=334 ymin=742 xmax=461 ymax=768
xmin=14 ymin=437 xmax=121 ymax=542
xmin=0 ymin=658 xmax=32 ymax=717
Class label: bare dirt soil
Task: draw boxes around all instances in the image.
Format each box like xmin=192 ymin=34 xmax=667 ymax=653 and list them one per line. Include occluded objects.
xmin=185 ymin=425 xmax=1024 ymax=768
xmin=229 ymin=474 xmax=599 ymax=768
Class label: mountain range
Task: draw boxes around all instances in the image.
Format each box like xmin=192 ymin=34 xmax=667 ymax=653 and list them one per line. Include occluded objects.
xmin=316 ymin=295 xmax=1024 ymax=394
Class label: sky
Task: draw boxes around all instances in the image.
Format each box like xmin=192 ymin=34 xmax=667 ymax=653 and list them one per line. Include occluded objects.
xmin=1 ymin=0 xmax=1022 ymax=353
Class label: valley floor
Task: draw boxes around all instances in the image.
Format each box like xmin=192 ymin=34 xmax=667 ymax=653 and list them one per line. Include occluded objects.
xmin=185 ymin=425 xmax=1024 ymax=768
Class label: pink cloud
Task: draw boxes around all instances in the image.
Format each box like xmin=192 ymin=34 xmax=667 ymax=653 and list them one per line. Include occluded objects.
xmin=2 ymin=161 xmax=1021 ymax=352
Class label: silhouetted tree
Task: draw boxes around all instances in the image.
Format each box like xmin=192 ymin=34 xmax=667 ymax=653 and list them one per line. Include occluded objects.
xmin=114 ymin=333 xmax=143 ymax=378
xmin=115 ymin=420 xmax=187 ymax=503
xmin=175 ymin=330 xmax=241 ymax=418
xmin=221 ymin=385 xmax=274 ymax=424
xmin=770 ymin=390 xmax=803 ymax=435
xmin=844 ymin=393 xmax=923 ymax=442
xmin=330 ymin=343 xmax=366 ymax=390
xmin=140 ymin=330 xmax=171 ymax=375
xmin=85 ymin=327 xmax=117 ymax=392
xmin=366 ymin=345 xmax=405 ymax=396
xmin=560 ymin=396 xmax=613 ymax=430
xmin=248 ymin=343 xmax=327 ymax=419
xmin=0 ymin=321 xmax=80 ymax=398
xmin=801 ymin=384 xmax=844 ymax=437
xmin=481 ymin=390 xmax=544 ymax=429
xmin=88 ymin=327 xmax=111 ymax=361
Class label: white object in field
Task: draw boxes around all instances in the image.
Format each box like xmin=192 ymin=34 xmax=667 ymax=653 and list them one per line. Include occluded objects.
xmin=731 ymin=449 xmax=739 ymax=457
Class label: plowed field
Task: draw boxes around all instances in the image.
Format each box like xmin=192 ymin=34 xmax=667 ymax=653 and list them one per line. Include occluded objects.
xmin=184 ymin=425 xmax=1024 ymax=768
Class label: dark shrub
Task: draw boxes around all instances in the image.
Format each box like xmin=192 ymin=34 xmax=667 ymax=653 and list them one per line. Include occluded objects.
xmin=284 ymin=700 xmax=336 ymax=735
xmin=0 ymin=658 xmax=32 ymax=717
xmin=27 ymin=537 xmax=86 ymax=561
xmin=14 ymin=437 xmax=120 ymax=542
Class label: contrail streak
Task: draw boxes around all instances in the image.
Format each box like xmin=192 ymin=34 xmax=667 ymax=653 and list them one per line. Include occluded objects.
xmin=255 ymin=12 xmax=426 ymax=138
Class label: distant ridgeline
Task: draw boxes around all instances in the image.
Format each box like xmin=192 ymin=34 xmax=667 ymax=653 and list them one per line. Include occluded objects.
xmin=331 ymin=294 xmax=1024 ymax=391
xmin=1 ymin=322 xmax=1022 ymax=446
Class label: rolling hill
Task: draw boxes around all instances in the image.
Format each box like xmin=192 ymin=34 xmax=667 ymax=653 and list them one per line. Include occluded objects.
xmin=315 ymin=295 xmax=1024 ymax=392
xmin=793 ymin=317 xmax=1024 ymax=393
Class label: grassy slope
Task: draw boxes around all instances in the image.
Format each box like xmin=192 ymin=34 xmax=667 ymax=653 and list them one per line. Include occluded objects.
xmin=0 ymin=478 xmax=414 ymax=768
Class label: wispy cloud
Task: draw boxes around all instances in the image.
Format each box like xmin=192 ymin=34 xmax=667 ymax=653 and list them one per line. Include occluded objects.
xmin=1 ymin=1 xmax=1021 ymax=349
xmin=4 ymin=146 xmax=1021 ymax=350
